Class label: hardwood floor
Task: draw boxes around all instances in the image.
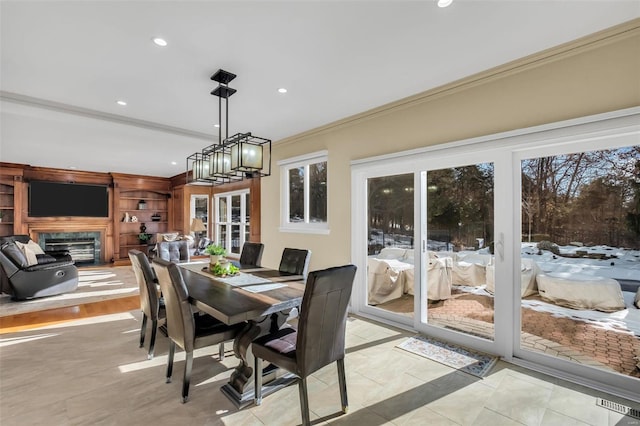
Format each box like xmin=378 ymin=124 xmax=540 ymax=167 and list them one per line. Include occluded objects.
xmin=0 ymin=295 xmax=140 ymax=334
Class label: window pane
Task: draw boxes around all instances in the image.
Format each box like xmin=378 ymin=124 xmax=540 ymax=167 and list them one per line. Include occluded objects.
xmin=245 ymin=193 xmax=251 ymax=223
xmin=520 ymin=146 xmax=640 ymax=379
xmin=426 ymin=162 xmax=495 ymax=341
xmin=231 ymin=195 xmax=241 ymax=223
xmin=289 ymin=167 xmax=304 ymax=222
xmin=231 ymin=224 xmax=241 ymax=254
xmin=309 ymin=161 xmax=327 ymax=223
xmin=367 ymin=173 xmax=415 ymax=319
xmin=195 ymin=197 xmax=208 ymax=223
xmin=244 ymin=225 xmax=250 ymax=244
xmin=219 ymin=197 xmax=227 ymax=222
xmin=218 ymin=225 xmax=228 ymax=250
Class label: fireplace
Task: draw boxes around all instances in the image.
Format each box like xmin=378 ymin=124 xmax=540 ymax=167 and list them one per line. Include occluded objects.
xmin=38 ymin=231 xmax=102 ymax=265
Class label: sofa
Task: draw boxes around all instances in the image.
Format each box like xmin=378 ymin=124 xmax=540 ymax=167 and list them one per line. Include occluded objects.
xmin=0 ymin=235 xmax=79 ymax=300
xmin=157 ymin=240 xmax=190 ymax=263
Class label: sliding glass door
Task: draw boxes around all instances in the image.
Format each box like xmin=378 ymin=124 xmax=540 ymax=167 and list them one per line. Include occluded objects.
xmin=354 ymin=151 xmax=501 ymax=352
xmin=421 ymin=162 xmax=496 ymax=343
xmin=365 ymin=173 xmax=415 ymax=322
xmin=515 ymin=141 xmax=640 ymax=389
xmin=351 ymin=109 xmax=639 ymax=400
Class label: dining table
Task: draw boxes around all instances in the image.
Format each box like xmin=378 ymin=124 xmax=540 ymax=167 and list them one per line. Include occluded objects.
xmin=178 ymin=261 xmax=306 ymax=408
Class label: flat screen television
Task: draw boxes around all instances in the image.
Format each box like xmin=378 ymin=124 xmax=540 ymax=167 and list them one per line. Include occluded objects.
xmin=29 ymin=181 xmax=109 ymax=217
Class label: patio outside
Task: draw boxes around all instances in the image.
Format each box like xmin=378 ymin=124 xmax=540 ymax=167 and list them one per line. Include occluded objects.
xmin=367 ymin=145 xmax=640 ymax=379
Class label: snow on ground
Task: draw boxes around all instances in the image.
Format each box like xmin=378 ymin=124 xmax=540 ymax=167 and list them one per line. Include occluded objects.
xmin=520 ymin=243 xmax=640 ymax=283
xmin=454 ymin=243 xmax=640 ymax=337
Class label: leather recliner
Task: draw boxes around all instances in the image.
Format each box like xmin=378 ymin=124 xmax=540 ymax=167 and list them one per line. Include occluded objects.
xmin=0 ymin=236 xmax=79 ymax=300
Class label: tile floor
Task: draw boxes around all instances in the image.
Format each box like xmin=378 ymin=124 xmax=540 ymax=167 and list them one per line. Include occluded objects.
xmin=1 ymin=311 xmax=639 ymax=426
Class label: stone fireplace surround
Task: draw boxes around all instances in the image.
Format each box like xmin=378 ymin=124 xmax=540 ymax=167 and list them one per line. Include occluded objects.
xmin=38 ymin=231 xmax=101 ymax=264
xmin=30 ymin=226 xmax=108 ymax=265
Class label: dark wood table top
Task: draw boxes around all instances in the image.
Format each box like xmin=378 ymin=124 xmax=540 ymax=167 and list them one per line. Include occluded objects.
xmin=179 ymin=264 xmax=305 ymax=325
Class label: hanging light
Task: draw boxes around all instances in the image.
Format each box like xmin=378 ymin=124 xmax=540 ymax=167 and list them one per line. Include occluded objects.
xmin=187 ymin=69 xmax=271 ymax=185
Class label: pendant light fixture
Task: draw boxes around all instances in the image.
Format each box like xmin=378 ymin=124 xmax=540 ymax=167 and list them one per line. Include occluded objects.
xmin=187 ymin=69 xmax=271 ymax=185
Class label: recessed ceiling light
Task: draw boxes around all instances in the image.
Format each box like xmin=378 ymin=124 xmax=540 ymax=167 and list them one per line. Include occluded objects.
xmin=153 ymin=37 xmax=167 ymax=47
xmin=278 ymin=88 xmax=287 ymax=94
xmin=437 ymin=0 xmax=453 ymax=7
xmin=214 ymin=124 xmax=220 ymax=128
xmin=171 ymin=161 xmax=177 ymax=166
xmin=116 ymin=100 xmax=127 ymax=106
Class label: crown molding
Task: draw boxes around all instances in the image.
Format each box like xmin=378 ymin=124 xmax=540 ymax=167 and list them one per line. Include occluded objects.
xmin=275 ymin=18 xmax=640 ymax=148
xmin=0 ymin=91 xmax=213 ymax=142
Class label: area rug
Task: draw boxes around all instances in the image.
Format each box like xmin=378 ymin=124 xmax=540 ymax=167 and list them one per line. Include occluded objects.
xmin=0 ymin=266 xmax=138 ymax=317
xmin=397 ymin=335 xmax=498 ymax=378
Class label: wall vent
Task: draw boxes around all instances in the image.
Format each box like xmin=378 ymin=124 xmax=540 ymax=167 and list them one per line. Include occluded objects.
xmin=596 ymin=398 xmax=640 ymax=420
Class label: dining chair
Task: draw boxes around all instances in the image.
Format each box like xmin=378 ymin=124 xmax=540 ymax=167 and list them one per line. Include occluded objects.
xmin=252 ymin=264 xmax=357 ymax=425
xmin=129 ymin=249 xmax=165 ymax=359
xmin=152 ymin=258 xmax=244 ymax=403
xmin=279 ymin=248 xmax=311 ymax=279
xmin=238 ymin=241 xmax=264 ymax=266
xmin=231 ymin=241 xmax=264 ymax=268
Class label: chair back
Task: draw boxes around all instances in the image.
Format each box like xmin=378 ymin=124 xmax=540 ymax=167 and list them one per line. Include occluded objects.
xmin=279 ymin=248 xmax=311 ymax=278
xmin=153 ymin=258 xmax=196 ymax=352
xmin=296 ymin=264 xmax=357 ymax=377
xmin=0 ymin=235 xmax=31 ymax=245
xmin=128 ymin=250 xmax=160 ymax=320
xmin=157 ymin=240 xmax=190 ymax=263
xmin=239 ymin=242 xmax=264 ymax=266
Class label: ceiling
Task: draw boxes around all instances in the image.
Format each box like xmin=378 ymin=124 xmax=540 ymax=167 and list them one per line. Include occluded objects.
xmin=1 ymin=1 xmax=638 ymax=178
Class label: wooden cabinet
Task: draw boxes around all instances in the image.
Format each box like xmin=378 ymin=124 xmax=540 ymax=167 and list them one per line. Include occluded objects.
xmin=0 ymin=182 xmax=15 ymax=236
xmin=0 ymin=166 xmax=24 ymax=237
xmin=112 ymin=173 xmax=172 ymax=264
xmin=117 ymin=191 xmax=169 ymax=255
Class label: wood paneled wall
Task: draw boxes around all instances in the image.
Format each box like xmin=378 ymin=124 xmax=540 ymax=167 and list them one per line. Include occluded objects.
xmin=0 ymin=162 xmax=262 ymax=263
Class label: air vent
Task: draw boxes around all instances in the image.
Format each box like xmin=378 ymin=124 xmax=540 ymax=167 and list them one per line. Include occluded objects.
xmin=596 ymin=398 xmax=640 ymax=419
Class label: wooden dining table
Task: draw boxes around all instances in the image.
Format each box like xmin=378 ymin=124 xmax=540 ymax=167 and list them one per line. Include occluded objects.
xmin=178 ymin=262 xmax=305 ymax=408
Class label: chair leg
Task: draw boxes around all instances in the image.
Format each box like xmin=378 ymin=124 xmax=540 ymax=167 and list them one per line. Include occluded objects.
xmin=254 ymin=356 xmax=263 ymax=405
xmin=139 ymin=313 xmax=148 ymax=348
xmin=182 ymin=351 xmax=193 ymax=403
xmin=298 ymin=377 xmax=311 ymax=426
xmin=337 ymin=358 xmax=348 ymax=413
xmin=219 ymin=342 xmax=225 ymax=360
xmin=166 ymin=341 xmax=175 ymax=383
xmin=148 ymin=319 xmax=158 ymax=359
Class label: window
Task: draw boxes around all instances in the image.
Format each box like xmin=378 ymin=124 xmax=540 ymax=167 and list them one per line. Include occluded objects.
xmin=214 ymin=189 xmax=250 ymax=256
xmin=279 ymin=150 xmax=328 ymax=233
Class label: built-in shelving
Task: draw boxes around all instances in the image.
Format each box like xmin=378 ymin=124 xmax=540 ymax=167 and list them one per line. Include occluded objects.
xmin=0 ymin=184 xmax=16 ymax=236
xmin=115 ymin=188 xmax=170 ymax=262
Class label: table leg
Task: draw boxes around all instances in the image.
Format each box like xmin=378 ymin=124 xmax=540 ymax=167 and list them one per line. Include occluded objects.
xmin=221 ymin=311 xmax=294 ymax=408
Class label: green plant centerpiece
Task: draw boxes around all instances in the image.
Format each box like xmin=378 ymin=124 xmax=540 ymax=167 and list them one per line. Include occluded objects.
xmin=204 ymin=244 xmax=226 ymax=265
xmin=210 ymin=261 xmax=239 ymax=277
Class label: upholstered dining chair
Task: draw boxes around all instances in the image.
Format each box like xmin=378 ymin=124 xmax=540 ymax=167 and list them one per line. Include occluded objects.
xmin=252 ymin=264 xmax=357 ymax=426
xmin=279 ymin=248 xmax=311 ymax=279
xmin=129 ymin=249 xmax=165 ymax=359
xmin=232 ymin=242 xmax=264 ymax=267
xmin=152 ymin=258 xmax=244 ymax=403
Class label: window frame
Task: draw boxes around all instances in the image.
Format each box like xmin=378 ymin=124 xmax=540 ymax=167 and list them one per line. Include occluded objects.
xmin=213 ymin=188 xmax=250 ymax=257
xmin=279 ymin=150 xmax=329 ymax=234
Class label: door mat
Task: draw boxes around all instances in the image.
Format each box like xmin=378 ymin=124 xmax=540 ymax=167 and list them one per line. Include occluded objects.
xmin=397 ymin=335 xmax=498 ymax=378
